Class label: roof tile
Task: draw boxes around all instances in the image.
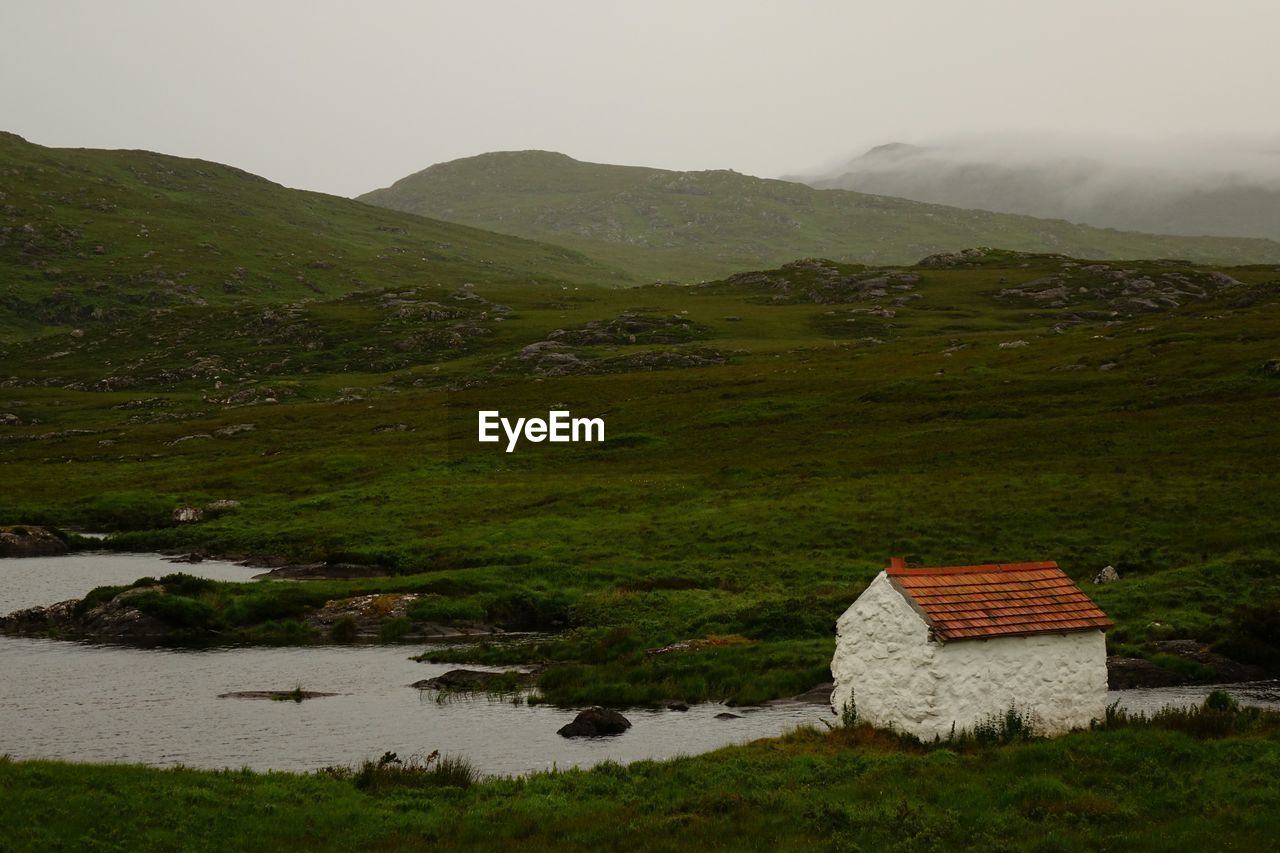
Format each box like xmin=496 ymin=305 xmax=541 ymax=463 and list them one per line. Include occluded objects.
xmin=886 ymin=559 xmax=1112 ymax=641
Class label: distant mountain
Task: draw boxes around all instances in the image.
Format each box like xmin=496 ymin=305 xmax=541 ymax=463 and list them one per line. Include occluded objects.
xmin=793 ymin=142 xmax=1280 ymax=243
xmin=0 ymin=133 xmax=622 ymax=339
xmin=359 ymin=151 xmax=1280 ymax=282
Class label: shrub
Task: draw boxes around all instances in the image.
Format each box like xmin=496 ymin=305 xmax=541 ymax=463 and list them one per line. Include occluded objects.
xmin=250 ymin=619 xmax=318 ymax=645
xmin=330 ymin=616 xmax=358 ymax=644
xmin=484 ymin=590 xmax=573 ymax=631
xmin=158 ymin=573 xmax=219 ymax=598
xmin=222 ymin=587 xmax=319 ymax=626
xmin=74 ymin=584 xmax=128 ymax=617
xmin=406 ymin=596 xmax=486 ymax=624
xmin=379 ymin=617 xmax=412 ymax=643
xmin=341 ymin=750 xmax=479 ymax=793
xmin=75 ymin=491 xmax=176 ymax=530
xmin=130 ymin=592 xmax=218 ymax=630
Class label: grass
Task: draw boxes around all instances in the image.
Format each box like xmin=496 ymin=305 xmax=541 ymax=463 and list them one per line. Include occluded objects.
xmin=3 ymin=698 xmax=1280 ymax=850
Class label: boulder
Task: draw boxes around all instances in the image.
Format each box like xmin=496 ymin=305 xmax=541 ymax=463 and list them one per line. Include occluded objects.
xmin=0 ymin=525 xmax=68 ymax=558
xmin=1093 ymin=565 xmax=1120 ymax=584
xmin=557 ymin=707 xmax=632 ymax=738
xmin=172 ymin=506 xmax=203 ymax=524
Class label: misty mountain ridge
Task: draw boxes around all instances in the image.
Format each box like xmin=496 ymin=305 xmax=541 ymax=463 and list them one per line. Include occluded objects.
xmin=360 ymin=149 xmax=1280 ymax=281
xmin=792 ymin=139 xmax=1280 ymax=242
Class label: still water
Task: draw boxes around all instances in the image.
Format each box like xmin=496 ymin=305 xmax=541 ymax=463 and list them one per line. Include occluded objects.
xmin=1 ymin=552 xmax=1276 ymax=776
xmin=0 ymin=552 xmax=826 ymax=775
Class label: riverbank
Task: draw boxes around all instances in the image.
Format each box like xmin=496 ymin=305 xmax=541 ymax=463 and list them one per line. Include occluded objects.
xmin=5 ymin=702 xmax=1280 ymax=851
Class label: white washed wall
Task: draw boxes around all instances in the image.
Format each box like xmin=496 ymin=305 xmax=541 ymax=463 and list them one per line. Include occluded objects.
xmin=831 ymin=571 xmax=1108 ymax=740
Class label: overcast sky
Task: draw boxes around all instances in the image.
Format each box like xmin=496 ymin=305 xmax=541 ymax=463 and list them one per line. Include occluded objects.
xmin=2 ymin=0 xmax=1278 ymax=197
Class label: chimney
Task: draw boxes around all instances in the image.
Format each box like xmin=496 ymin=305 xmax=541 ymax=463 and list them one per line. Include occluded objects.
xmin=889 ymin=556 xmax=907 ymax=571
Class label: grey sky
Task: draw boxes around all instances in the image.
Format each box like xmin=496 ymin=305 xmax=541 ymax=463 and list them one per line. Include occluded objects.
xmin=2 ymin=0 xmax=1278 ymax=197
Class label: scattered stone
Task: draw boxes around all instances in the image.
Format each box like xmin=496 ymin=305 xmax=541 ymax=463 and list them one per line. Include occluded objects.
xmin=213 ymin=423 xmax=255 ymax=437
xmin=557 ymin=707 xmax=632 ymax=738
xmin=204 ymin=499 xmax=241 ymax=512
xmin=998 ymin=340 xmax=1029 ymax=349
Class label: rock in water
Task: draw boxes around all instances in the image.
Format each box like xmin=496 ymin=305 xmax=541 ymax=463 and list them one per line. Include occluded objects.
xmin=557 ymin=707 xmax=632 ymax=738
xmin=0 ymin=525 xmax=67 ymax=558
xmin=1093 ymin=565 xmax=1120 ymax=584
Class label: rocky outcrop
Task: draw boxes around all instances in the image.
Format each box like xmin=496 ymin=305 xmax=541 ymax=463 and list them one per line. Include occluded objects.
xmin=1107 ymin=641 xmax=1267 ymax=689
xmin=305 ymin=593 xmax=500 ymax=642
xmin=723 ymin=258 xmax=922 ymax=305
xmin=410 ymin=668 xmax=535 ymax=692
xmin=557 ymin=707 xmax=632 ymax=738
xmin=0 ymin=586 xmax=169 ymax=641
xmin=546 ymin=311 xmax=711 ymax=346
xmin=1107 ymin=657 xmax=1187 ymax=689
xmin=995 ymin=262 xmax=1255 ymax=316
xmin=0 ymin=525 xmax=68 ymax=558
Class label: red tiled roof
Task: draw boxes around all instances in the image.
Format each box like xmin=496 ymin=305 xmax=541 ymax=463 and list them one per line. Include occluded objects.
xmin=886 ymin=559 xmax=1112 ymax=641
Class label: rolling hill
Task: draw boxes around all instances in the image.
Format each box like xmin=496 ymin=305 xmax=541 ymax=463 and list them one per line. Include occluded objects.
xmin=0 ymin=133 xmax=625 ymax=340
xmin=358 ymin=150 xmax=1280 ymax=281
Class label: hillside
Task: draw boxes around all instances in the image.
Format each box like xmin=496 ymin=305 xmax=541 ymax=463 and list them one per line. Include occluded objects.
xmin=358 ymin=150 xmax=1280 ymax=281
xmin=0 ymin=133 xmax=625 ymax=340
xmin=796 ymin=141 xmax=1280 ymax=242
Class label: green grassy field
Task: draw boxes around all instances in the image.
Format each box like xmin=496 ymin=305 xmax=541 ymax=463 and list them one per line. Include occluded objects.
xmin=3 ymin=247 xmax=1278 ymax=704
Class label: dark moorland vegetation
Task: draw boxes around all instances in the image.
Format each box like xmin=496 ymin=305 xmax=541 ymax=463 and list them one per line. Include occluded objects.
xmin=3 ymin=244 xmax=1279 ymax=704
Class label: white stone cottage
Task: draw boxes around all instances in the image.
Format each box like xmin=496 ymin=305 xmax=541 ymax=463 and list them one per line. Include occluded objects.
xmin=831 ymin=557 xmax=1112 ymax=740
